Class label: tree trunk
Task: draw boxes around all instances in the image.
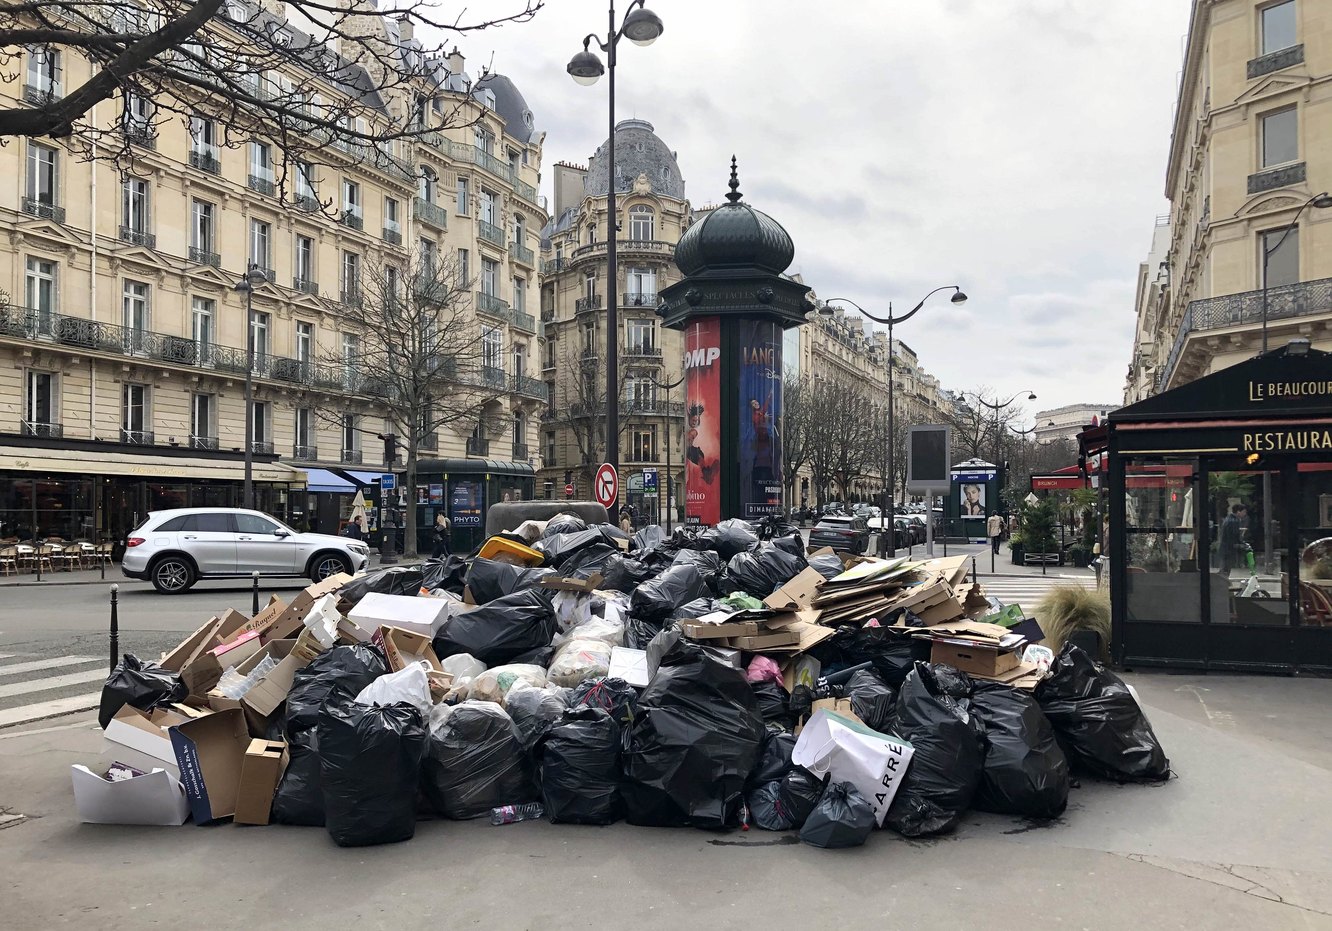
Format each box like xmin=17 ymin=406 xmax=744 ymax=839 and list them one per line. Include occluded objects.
xmin=403 ymin=447 xmax=418 ymax=558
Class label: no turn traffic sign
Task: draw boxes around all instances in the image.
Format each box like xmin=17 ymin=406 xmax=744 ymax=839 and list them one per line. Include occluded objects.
xmin=594 ymin=462 xmax=619 ymax=508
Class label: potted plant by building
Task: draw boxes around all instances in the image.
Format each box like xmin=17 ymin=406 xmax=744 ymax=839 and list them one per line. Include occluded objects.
xmin=1008 ymin=531 xmax=1025 ymax=565
xmin=1019 ymin=498 xmax=1060 ymax=566
xmin=1034 ymin=584 xmax=1111 ymax=659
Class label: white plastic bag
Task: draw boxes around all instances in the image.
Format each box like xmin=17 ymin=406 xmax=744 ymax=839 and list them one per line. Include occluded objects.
xmin=554 ymin=613 xmax=624 ymax=649
xmin=547 ymin=639 xmax=613 ymax=687
xmin=470 ymin=664 xmax=548 ymax=705
xmin=443 ymin=676 xmax=473 ymax=704
xmin=354 ymin=662 xmax=432 ymax=715
xmin=301 ymin=592 xmax=342 ymax=648
xmin=793 ymin=708 xmax=915 ymax=827
xmin=441 ymin=652 xmax=486 ymax=680
xmin=552 ymin=590 xmax=596 ymax=632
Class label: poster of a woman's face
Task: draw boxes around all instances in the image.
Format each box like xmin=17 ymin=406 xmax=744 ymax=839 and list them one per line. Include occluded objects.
xmin=961 ymin=483 xmax=985 ymax=516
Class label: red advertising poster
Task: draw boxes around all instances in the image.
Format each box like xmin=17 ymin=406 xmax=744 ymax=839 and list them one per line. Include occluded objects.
xmin=684 ymin=317 xmax=722 ymax=526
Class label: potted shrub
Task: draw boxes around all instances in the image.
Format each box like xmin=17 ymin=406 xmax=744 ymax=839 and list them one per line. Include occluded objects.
xmin=1008 ymin=531 xmax=1025 ymax=565
xmin=1034 ymin=584 xmax=1111 ymax=659
xmin=1019 ymin=498 xmax=1059 ymax=566
xmin=1068 ymin=543 xmax=1092 ymax=567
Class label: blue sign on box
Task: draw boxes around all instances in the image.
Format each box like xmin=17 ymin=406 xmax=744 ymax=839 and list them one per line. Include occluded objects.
xmin=380 ymin=473 xmax=396 ymax=491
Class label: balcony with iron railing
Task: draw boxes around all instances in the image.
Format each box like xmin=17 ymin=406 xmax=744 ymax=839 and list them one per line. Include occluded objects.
xmin=341 ymin=448 xmax=363 ymax=464
xmin=293 ymin=277 xmax=319 ymax=296
xmin=475 ymin=291 xmax=510 ymax=317
xmin=248 ymin=174 xmax=275 ymax=196
xmin=512 ymin=442 xmax=529 ymax=460
xmin=339 ymin=209 xmax=364 ymax=231
xmin=1157 ymin=277 xmax=1332 ymax=392
xmin=251 ymin=440 xmax=275 ymax=455
xmin=511 ymin=241 xmax=535 ymax=266
xmin=509 ymin=373 xmax=549 ymax=401
xmin=123 ymin=126 xmax=156 ymax=150
xmin=622 ymin=291 xmax=658 ymax=309
xmin=22 ymin=197 xmax=65 ymax=223
xmin=189 ymin=149 xmax=221 ymax=174
xmin=478 ymin=219 xmax=505 ymax=247
xmin=508 ymin=308 xmax=536 ymax=334
xmin=575 ymin=295 xmax=603 ymax=316
xmin=542 ymin=258 xmax=568 ymax=275
xmin=466 ymin=437 xmax=490 ymax=456
xmin=383 ymin=226 xmax=402 ymax=246
xmin=571 ymin=240 xmax=675 ymax=261
xmin=119 ymin=226 xmax=156 ymax=249
xmin=190 ymin=435 xmax=219 ymax=451
xmin=624 ymin=344 xmax=663 ymax=360
xmin=292 ymin=444 xmax=319 ymax=461
xmin=415 ymin=197 xmax=448 ymax=229
xmin=23 ymin=83 xmax=62 ymax=106
xmin=21 ymin=420 xmax=62 ymax=438
xmin=189 ymin=246 xmax=221 ymax=268
xmin=120 ymin=428 xmax=155 ymax=446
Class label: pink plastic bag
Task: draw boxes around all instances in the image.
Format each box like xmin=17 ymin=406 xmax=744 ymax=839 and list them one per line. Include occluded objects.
xmin=746 ymin=655 xmax=783 ymax=687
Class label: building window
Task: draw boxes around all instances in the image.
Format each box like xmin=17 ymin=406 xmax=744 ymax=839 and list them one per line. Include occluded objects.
xmin=1261 ymin=226 xmax=1299 ymax=288
xmin=295 ymin=234 xmax=315 ymax=286
xmin=249 ymin=219 xmax=272 ymax=272
xmin=481 ymin=258 xmax=499 ymax=296
xmin=25 ymin=257 xmax=57 ymax=326
xmin=512 ymin=343 xmax=526 ymax=378
xmin=482 ymin=325 xmax=503 ymax=371
xmin=25 ymin=370 xmax=56 ymax=428
xmin=26 ymin=46 xmax=61 ymax=97
xmin=251 ymin=401 xmax=269 ymax=446
xmin=474 ymin=125 xmax=494 ymax=155
xmin=1261 ymin=1 xmax=1297 ymax=55
xmin=122 ymin=383 xmax=149 ymax=440
xmin=296 ymin=320 xmax=313 ymax=363
xmin=628 ymin=319 xmax=656 ymax=353
xmin=342 ymin=413 xmax=359 ymax=455
xmin=1261 ymin=106 xmax=1297 ymax=168
xmin=251 ymin=310 xmax=270 ymax=361
xmin=295 ymin=407 xmax=313 ymax=449
xmin=189 ymin=115 xmax=217 ymax=156
xmin=123 ymin=91 xmax=153 ymax=137
xmin=627 ymin=267 xmax=656 ymax=302
xmin=342 ymin=251 xmax=361 ymax=301
xmin=544 ymin=339 xmax=557 ymax=369
xmin=342 ymin=333 xmax=359 ymax=378
xmin=419 ymin=239 xmax=438 ymax=278
xmin=478 ymin=189 xmax=496 ymax=224
xmin=122 ymin=280 xmax=149 ymax=351
xmin=632 ymin=426 xmax=656 ymax=462
xmin=626 ymin=374 xmax=656 ymax=409
xmin=508 ymin=147 xmax=520 ymax=175
xmin=26 ymin=143 xmax=58 ymax=206
xmin=456 ymin=177 xmax=469 ymax=214
xmin=249 ymin=141 xmax=273 ymax=192
xmin=545 ymin=431 xmax=556 ymax=463
xmin=513 ymin=215 xmax=526 ymax=248
xmin=585 ymin=271 xmax=597 ymax=300
xmin=629 ymin=205 xmax=654 ymax=241
xmin=192 ymin=297 xmax=214 ymax=355
xmin=294 ymin=160 xmax=317 ymax=203
xmin=457 ymin=248 xmax=469 ymax=281
xmin=581 ymin=323 xmax=596 ymax=353
xmin=342 ymin=179 xmax=361 ymax=219
xmin=122 ymin=177 xmax=149 ymax=234
xmin=419 ymin=167 xmax=437 ymax=204
xmin=191 ymin=199 xmax=215 ymax=254
xmin=513 ymin=277 xmax=526 ymax=312
xmin=385 ymin=196 xmax=400 ymax=232
xmin=191 ymin=393 xmax=213 ymax=444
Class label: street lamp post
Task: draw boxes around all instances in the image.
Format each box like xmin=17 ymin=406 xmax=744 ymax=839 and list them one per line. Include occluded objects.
xmin=649 ymin=373 xmax=684 ymax=533
xmin=975 ymin=389 xmax=1037 ymax=489
xmin=233 ymin=264 xmax=269 ymax=510
xmin=568 ymin=1 xmax=664 ymax=524
xmin=819 ymin=286 xmax=968 ymax=556
xmin=1261 ymin=192 xmax=1332 ymax=353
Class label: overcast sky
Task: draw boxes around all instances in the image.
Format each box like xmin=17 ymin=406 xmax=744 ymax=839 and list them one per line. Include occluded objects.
xmin=464 ymin=0 xmax=1193 ymax=419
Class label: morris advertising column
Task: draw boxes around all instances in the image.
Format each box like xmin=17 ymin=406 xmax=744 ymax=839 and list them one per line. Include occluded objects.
xmin=660 ymin=159 xmax=811 ymax=525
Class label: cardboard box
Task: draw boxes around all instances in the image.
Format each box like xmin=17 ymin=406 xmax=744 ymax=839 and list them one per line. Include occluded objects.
xmin=727 ymin=628 xmax=802 ymax=651
xmin=608 ymin=646 xmax=649 ymax=687
xmin=680 ymin=618 xmax=763 ymax=640
xmin=763 ymin=567 xmax=826 ymax=612
xmin=102 ymin=705 xmax=190 ymax=777
xmin=350 ymin=592 xmax=452 ymax=639
xmin=71 ymin=763 xmax=190 ymax=826
xmin=372 ymin=626 xmax=445 ymax=675
xmin=169 ymin=708 xmax=252 ymax=823
xmin=759 ymin=618 xmax=837 ymax=654
xmin=930 ymin=640 xmax=1021 ymax=678
xmin=240 ymin=631 xmax=325 ymax=722
xmin=172 ymin=610 xmax=255 ymax=698
xmin=161 ymin=608 xmax=250 ymax=677
xmin=210 ymin=629 xmax=264 ymax=667
xmin=263 ymin=573 xmax=353 ymax=642
xmin=233 ymin=739 xmax=289 ymax=826
xmin=240 ymin=595 xmax=289 ymax=641
xmin=539 ymin=572 xmax=605 ymax=593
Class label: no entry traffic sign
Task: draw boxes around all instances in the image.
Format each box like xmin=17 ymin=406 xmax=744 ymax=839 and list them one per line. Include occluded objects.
xmin=565 ymin=483 xmax=575 ymax=497
xmin=594 ymin=462 xmax=619 ymax=508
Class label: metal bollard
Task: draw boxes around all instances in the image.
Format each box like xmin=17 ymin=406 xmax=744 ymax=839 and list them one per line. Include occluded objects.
xmin=971 ymin=556 xmax=977 ymax=583
xmin=100 ymin=552 xmax=106 ymax=581
xmin=252 ymin=571 xmax=260 ymax=615
xmin=109 ymin=584 xmax=120 ymax=673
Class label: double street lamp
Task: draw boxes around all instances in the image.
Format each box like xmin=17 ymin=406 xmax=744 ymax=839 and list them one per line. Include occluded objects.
xmin=818 ymin=286 xmax=968 ymax=556
xmin=567 ymin=1 xmax=664 ymax=522
xmin=976 ymin=389 xmax=1038 ymax=483
xmin=233 ymin=264 xmax=269 ymax=510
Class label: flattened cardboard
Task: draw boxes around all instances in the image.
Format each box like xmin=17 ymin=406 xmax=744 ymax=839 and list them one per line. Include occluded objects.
xmin=759 ymin=618 xmax=837 ymax=654
xmin=763 ymin=567 xmax=827 ymax=612
xmin=350 ymin=593 xmax=451 ymax=639
xmin=239 ymin=595 xmax=289 ymax=641
xmin=539 ymin=572 xmax=605 ymax=593
xmin=727 ymin=628 xmax=801 ymax=650
xmin=211 ymin=630 xmax=263 ymax=666
xmin=264 ymin=573 xmax=353 ymax=641
xmin=169 ymin=708 xmax=251 ymax=823
xmin=233 ymin=739 xmax=289 ymax=826
xmin=161 ymin=608 xmax=249 ymax=674
xmin=680 ymin=619 xmax=762 ymax=640
xmin=71 ymin=764 xmax=190 ymax=826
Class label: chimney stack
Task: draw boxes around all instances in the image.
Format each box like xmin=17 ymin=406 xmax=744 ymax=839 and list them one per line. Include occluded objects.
xmin=396 ymin=15 xmax=413 ymax=43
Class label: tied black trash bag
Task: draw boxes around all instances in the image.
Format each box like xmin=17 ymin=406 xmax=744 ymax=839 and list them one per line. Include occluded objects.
xmin=507 ymin=685 xmax=570 ymax=750
xmin=808 ymin=550 xmax=845 ymax=580
xmin=751 ymin=726 xmax=797 ymax=786
xmin=885 ymin=663 xmax=985 ymax=837
xmin=569 ymin=677 xmax=638 ymax=729
xmin=670 ymin=548 xmax=723 ymax=579
xmin=1036 ymin=643 xmax=1171 ymax=783
xmin=622 ymin=638 xmax=766 ymax=829
xmin=751 ymin=680 xmax=797 ymax=729
xmin=755 ymin=514 xmax=802 ymax=541
xmin=421 ymin=701 xmax=537 ymax=819
xmin=433 ymin=589 xmax=557 ymax=667
xmin=319 ymin=699 xmax=427 ymax=847
xmin=557 ymin=543 xmax=620 ymax=581
xmin=463 ymin=558 xmax=555 ymax=604
xmin=539 ymin=706 xmax=624 ymax=825
xmin=800 ymin=781 xmax=876 ymax=849
xmin=670 ymin=596 xmax=720 ymax=622
xmin=814 ymin=625 xmax=925 ymax=688
xmin=422 ymin=555 xmax=468 ymax=596
xmin=719 ymin=543 xmax=807 ymax=598
xmin=625 ymin=614 xmax=665 ymax=651
xmin=542 ymin=512 xmax=588 ymax=537
xmin=99 ymin=653 xmax=187 ymax=728
xmin=337 ymin=564 xmax=425 ymax=606
xmin=842 ymin=668 xmax=897 ymax=733
xmin=538 ymin=529 xmax=617 ymax=568
xmin=971 ymin=682 xmax=1070 ymax=819
xmin=747 ymin=764 xmax=823 ymax=832
xmin=271 ymin=738 xmax=324 ymax=826
xmin=601 ymin=554 xmax=660 ymax=594
xmin=713 ymin=518 xmax=760 ymax=560
xmin=630 ymin=564 xmax=708 ymax=623
xmin=632 ymin=524 xmax=667 ymax=553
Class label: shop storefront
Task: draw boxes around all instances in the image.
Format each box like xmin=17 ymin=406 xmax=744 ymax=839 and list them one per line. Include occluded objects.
xmin=413 ymin=458 xmax=535 ymax=554
xmin=1102 ymin=344 xmax=1332 ymax=674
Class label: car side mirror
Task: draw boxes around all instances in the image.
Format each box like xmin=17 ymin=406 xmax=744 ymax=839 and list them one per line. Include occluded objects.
xmin=274 ymin=529 xmax=290 ymax=538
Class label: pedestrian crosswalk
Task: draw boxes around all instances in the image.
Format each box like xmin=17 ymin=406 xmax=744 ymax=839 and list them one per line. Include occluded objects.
xmin=0 ymin=651 xmax=104 ymax=729
xmin=974 ymin=573 xmax=1097 ymax=613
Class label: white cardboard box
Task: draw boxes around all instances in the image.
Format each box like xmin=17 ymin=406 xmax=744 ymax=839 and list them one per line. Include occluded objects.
xmin=608 ymin=646 xmax=649 ymax=688
xmin=349 ymin=592 xmax=452 ymax=638
xmin=71 ymin=764 xmax=190 ymax=825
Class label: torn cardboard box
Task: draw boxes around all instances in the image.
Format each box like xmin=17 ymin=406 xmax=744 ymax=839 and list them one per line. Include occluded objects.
xmin=233 ymin=739 xmax=289 ymax=826
xmin=169 ymin=708 xmax=252 ymax=823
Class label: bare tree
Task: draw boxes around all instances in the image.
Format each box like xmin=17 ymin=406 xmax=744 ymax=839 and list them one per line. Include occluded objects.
xmin=947 ymin=388 xmax=1028 ymax=462
xmin=781 ymin=371 xmax=818 ymax=509
xmin=547 ymin=337 xmax=641 ymax=491
xmin=0 ymin=0 xmax=542 ymax=176
xmin=316 ymin=249 xmax=499 ymax=557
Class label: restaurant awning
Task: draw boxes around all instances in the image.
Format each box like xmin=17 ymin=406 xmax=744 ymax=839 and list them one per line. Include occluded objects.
xmin=0 ymin=445 xmax=306 ymax=484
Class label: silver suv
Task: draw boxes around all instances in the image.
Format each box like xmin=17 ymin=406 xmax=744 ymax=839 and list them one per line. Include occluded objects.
xmin=122 ymin=508 xmax=370 ymax=594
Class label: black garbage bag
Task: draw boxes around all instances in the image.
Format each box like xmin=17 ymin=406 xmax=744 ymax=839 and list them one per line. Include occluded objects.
xmin=539 ymin=706 xmax=623 ymax=825
xmin=814 ymin=625 xmax=924 ymax=687
xmin=601 ymin=554 xmax=660 ymax=593
xmin=630 ymin=564 xmax=708 ymax=622
xmin=1036 ymin=643 xmax=1170 ymax=783
xmin=808 ymin=550 xmax=845 ymax=580
xmin=421 ymin=701 xmax=537 ymax=819
xmin=433 ymin=589 xmax=557 ymax=666
xmin=284 ymin=643 xmax=389 ymax=739
xmin=755 ymin=514 xmax=802 ymax=541
xmin=99 ymin=653 xmax=187 ymax=728
xmin=719 ymin=542 xmax=806 ymax=598
xmin=568 ymin=676 xmax=638 ymax=729
xmin=669 ymin=596 xmax=720 ymax=622
xmin=751 ymin=680 xmax=797 ymax=729
xmin=778 ymin=766 xmax=825 ymax=828
xmin=771 ymin=532 xmax=807 ymax=559
xmin=421 ymin=555 xmax=468 ymax=595
xmin=625 ymin=614 xmax=665 ymax=651
xmin=884 ymin=663 xmax=985 ymax=837
xmin=271 ymin=737 xmax=326 ymax=826
xmin=507 ymin=644 xmax=556 ymax=668
xmin=507 ymin=685 xmax=570 ymax=750
xmin=542 ymin=512 xmax=588 ymax=537
xmin=319 ymin=699 xmax=426 ymax=847
xmin=538 ymin=529 xmax=616 ymax=567
xmin=671 ymin=548 xmax=723 ymax=578
xmin=463 ymin=558 xmax=555 ymax=604
xmin=713 ymin=518 xmax=759 ymax=560
xmin=632 ymin=524 xmax=667 ymax=553
xmin=556 ymin=543 xmax=620 ymax=581
xmin=672 ymin=525 xmax=718 ymax=551
xmin=971 ymin=682 xmax=1069 ymax=818
xmin=751 ymin=726 xmax=796 ymax=785
xmin=800 ymin=781 xmax=876 ymax=848
xmin=644 ymin=626 xmax=685 ymax=677
xmin=622 ymin=638 xmax=766 ymax=829
xmin=747 ymin=780 xmax=791 ymax=831
xmin=337 ymin=564 xmax=425 ymax=606
xmin=842 ymin=668 xmax=897 ymax=733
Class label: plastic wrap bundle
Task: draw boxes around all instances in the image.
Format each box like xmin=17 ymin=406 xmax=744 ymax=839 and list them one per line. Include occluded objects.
xmin=630 ymin=564 xmax=708 ymax=623
xmin=318 ymin=699 xmax=427 ymax=847
xmin=1036 ymin=643 xmax=1170 ymax=783
xmin=719 ymin=543 xmax=807 ymax=598
xmin=884 ymin=663 xmax=985 ymax=837
xmin=548 ymin=639 xmax=614 ymax=687
xmin=421 ymin=701 xmax=538 ymax=819
xmin=505 ymin=682 xmax=570 ymax=750
xmin=970 ymin=681 xmax=1069 ymax=818
xmin=99 ymin=654 xmax=187 ymax=728
xmin=622 ymin=639 xmax=766 ymax=829
xmin=433 ymin=589 xmax=557 ymax=666
xmin=539 ymin=706 xmax=624 ymax=825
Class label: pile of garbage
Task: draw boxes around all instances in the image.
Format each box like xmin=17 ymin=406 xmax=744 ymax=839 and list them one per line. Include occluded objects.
xmin=75 ymin=514 xmax=1171 ymax=849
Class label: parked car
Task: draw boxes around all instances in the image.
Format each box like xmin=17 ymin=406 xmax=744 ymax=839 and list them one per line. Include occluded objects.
xmin=122 ymin=507 xmax=372 ymax=594
xmin=902 ymin=513 xmax=928 ymax=543
xmin=866 ymin=516 xmax=913 ymax=550
xmin=810 ymin=515 xmax=871 ymax=554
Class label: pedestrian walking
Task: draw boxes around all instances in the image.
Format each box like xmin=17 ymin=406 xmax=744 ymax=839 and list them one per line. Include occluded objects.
xmin=987 ymin=512 xmax=1004 ymax=554
xmin=431 ymin=512 xmax=452 ymax=559
xmin=344 ymin=517 xmax=364 ymax=541
xmin=1218 ymin=503 xmax=1247 ymax=578
xmin=619 ymin=508 xmax=633 ymax=534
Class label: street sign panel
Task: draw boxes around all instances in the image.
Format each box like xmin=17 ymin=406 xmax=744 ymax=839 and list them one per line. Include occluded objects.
xmin=594 ymin=462 xmax=619 ymax=508
xmin=906 ymin=424 xmax=951 ymax=495
xmin=565 ymin=483 xmax=575 ymax=497
xmin=643 ymin=468 xmax=658 ymax=493
xmin=380 ymin=473 xmax=397 ymax=491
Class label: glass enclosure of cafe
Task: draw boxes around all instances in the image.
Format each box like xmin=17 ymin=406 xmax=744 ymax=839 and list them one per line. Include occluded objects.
xmin=1101 ymin=345 xmax=1332 ymax=674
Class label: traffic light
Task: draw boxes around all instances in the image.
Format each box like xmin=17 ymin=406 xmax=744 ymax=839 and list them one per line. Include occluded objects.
xmin=564 ymin=469 xmax=573 ymax=485
xmin=379 ymin=433 xmax=398 ymax=465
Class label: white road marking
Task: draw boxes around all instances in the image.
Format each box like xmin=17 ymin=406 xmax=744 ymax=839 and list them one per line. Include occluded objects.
xmin=0 ymin=656 xmax=103 ymax=678
xmin=0 ymin=668 xmax=109 ymax=699
xmin=0 ymin=692 xmax=101 ymax=728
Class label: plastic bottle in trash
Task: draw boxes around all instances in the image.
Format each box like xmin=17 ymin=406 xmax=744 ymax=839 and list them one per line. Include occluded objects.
xmin=490 ymin=803 xmax=545 ymax=825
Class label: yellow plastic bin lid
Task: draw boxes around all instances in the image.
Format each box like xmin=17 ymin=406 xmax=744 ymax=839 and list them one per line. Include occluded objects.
xmin=477 ymin=536 xmax=545 ymax=566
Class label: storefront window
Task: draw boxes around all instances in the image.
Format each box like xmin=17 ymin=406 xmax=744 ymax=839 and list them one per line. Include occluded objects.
xmin=1293 ymin=463 xmax=1332 ymax=630
xmin=1123 ymin=457 xmax=1202 ymax=623
xmin=1207 ymin=466 xmax=1289 ymax=626
xmin=0 ymin=477 xmax=94 ymax=541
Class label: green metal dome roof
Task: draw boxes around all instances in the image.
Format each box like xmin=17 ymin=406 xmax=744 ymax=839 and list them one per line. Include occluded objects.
xmin=673 ymin=157 xmax=795 ymax=278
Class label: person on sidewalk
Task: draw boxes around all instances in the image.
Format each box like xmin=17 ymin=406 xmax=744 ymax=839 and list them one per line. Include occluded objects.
xmin=987 ymin=512 xmax=1004 ymax=554
xmin=431 ymin=512 xmax=452 ymax=559
xmin=619 ymin=508 xmax=633 ymax=534
xmin=1218 ymin=503 xmax=1247 ymax=578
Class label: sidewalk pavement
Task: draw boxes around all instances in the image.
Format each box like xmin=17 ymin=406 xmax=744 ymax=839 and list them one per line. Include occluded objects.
xmin=0 ymin=555 xmax=395 ymax=588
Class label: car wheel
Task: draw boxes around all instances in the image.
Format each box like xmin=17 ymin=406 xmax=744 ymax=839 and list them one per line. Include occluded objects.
xmin=310 ymin=552 xmax=351 ymax=583
xmin=151 ymin=555 xmax=196 ymax=594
